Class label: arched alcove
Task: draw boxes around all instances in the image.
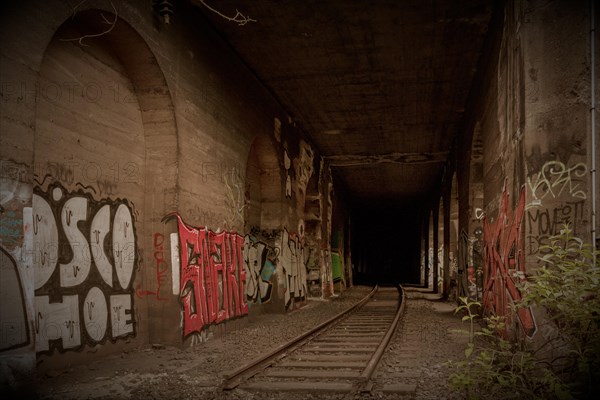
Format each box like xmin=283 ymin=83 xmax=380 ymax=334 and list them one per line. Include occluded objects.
xmin=244 ymin=134 xmax=283 ymax=232
xmin=32 ymin=9 xmax=178 ymax=364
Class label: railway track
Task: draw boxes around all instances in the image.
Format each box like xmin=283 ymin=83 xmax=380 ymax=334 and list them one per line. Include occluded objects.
xmin=222 ymin=285 xmax=406 ymax=394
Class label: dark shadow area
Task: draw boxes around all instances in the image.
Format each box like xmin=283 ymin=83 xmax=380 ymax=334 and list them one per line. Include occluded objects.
xmin=351 ymin=200 xmax=422 ymax=286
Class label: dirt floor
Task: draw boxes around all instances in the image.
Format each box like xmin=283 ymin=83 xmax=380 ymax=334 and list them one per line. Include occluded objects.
xmin=27 ymin=286 xmax=469 ymax=400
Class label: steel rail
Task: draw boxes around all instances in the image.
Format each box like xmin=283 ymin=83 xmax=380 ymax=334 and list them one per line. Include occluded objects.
xmin=221 ymin=285 xmax=379 ymax=390
xmin=359 ymin=284 xmax=406 ymax=391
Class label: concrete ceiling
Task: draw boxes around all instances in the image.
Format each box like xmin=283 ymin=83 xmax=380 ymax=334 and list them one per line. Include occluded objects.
xmin=193 ymin=0 xmax=493 ymax=204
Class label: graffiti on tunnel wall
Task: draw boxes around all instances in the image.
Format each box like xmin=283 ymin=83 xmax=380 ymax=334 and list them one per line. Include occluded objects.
xmin=526 ymin=161 xmax=587 ymax=208
xmin=33 ymin=183 xmax=137 ymax=353
xmin=169 ymin=213 xmax=310 ymax=337
xmin=483 ymin=185 xmax=536 ymax=337
xmin=244 ymin=235 xmax=275 ymax=304
xmin=244 ymin=229 xmax=314 ymax=308
xmin=526 ymin=160 xmax=588 ymax=257
xmin=281 ymin=229 xmax=307 ymax=308
xmin=168 ymin=213 xmax=249 ymax=338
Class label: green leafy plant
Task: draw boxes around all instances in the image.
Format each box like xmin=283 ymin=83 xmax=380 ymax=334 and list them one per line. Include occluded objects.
xmin=519 ymin=226 xmax=600 ymax=398
xmin=447 ymin=298 xmax=564 ymax=399
xmin=448 ymin=226 xmax=599 ymax=399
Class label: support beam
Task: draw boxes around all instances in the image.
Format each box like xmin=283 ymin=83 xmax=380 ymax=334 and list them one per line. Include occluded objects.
xmin=325 ymin=152 xmax=449 ymax=167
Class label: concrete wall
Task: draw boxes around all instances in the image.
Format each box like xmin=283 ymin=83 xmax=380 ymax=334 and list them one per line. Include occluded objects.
xmin=451 ymin=0 xmax=596 ymax=341
xmin=0 ymin=0 xmax=343 ymax=383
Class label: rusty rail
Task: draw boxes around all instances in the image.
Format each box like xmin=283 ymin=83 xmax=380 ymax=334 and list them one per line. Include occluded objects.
xmin=359 ymin=284 xmax=406 ymax=391
xmin=221 ymin=285 xmax=379 ymax=390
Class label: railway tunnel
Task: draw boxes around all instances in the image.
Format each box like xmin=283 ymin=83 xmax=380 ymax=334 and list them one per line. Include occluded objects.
xmin=1 ymin=0 xmax=599 ymax=397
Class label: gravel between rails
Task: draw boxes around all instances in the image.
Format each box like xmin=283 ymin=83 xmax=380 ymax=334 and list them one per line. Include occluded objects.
xmin=34 ymin=286 xmax=469 ymax=400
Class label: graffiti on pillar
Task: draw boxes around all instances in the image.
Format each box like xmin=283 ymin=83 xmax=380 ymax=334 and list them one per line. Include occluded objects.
xmin=483 ymin=185 xmax=536 ymax=337
xmin=280 ymin=229 xmax=307 ymax=308
xmin=304 ymin=244 xmax=321 ymax=297
xmin=1 ymin=160 xmax=32 ymax=245
xmin=526 ymin=200 xmax=586 ymax=256
xmin=223 ymin=167 xmax=247 ymax=229
xmin=166 ymin=213 xmax=248 ymax=338
xmin=428 ymin=247 xmax=434 ymax=288
xmin=437 ymin=244 xmax=444 ymax=293
xmin=458 ymin=228 xmax=483 ymax=300
xmin=33 ymin=183 xmax=137 ymax=354
xmin=243 ymin=235 xmax=275 ymax=303
xmin=526 ymin=161 xmax=587 ymax=209
xmin=525 ymin=160 xmax=588 ymax=256
xmin=136 ymin=233 xmax=170 ymax=301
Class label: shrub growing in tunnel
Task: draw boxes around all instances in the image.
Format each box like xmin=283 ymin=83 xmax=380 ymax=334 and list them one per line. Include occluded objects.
xmin=519 ymin=226 xmax=600 ymax=398
xmin=448 ymin=226 xmax=600 ymax=399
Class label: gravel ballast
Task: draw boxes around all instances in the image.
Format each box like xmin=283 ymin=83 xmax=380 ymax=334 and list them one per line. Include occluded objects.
xmin=35 ymin=286 xmax=469 ymax=399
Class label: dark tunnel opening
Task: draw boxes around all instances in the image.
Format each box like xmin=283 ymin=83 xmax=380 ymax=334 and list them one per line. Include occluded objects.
xmin=351 ymin=202 xmax=422 ymax=286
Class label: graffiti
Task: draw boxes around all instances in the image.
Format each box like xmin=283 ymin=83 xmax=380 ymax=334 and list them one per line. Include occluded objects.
xmin=483 ymin=185 xmax=536 ymax=337
xmin=137 ymin=233 xmax=169 ymax=301
xmin=0 ymin=247 xmax=30 ymax=352
xmin=33 ymin=183 xmax=136 ymax=353
xmin=96 ymin=179 xmax=118 ymax=197
xmin=0 ymin=210 xmax=22 ymax=239
xmin=223 ymin=168 xmax=247 ymax=229
xmin=458 ymin=228 xmax=483 ymax=300
xmin=527 ymin=161 xmax=587 ymax=208
xmin=243 ymin=235 xmax=275 ymax=303
xmin=295 ymin=140 xmax=314 ymax=196
xmin=428 ymin=247 xmax=434 ymax=287
xmin=168 ymin=213 xmax=248 ymax=338
xmin=281 ymin=230 xmax=307 ymax=307
xmin=437 ymin=244 xmax=444 ymax=293
xmin=1 ymin=160 xmax=32 ymax=249
xmin=152 ymin=233 xmax=169 ymax=300
xmin=474 ymin=208 xmax=485 ymax=220
xmin=305 ymin=244 xmax=321 ymax=297
xmin=526 ymin=200 xmax=585 ymax=255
